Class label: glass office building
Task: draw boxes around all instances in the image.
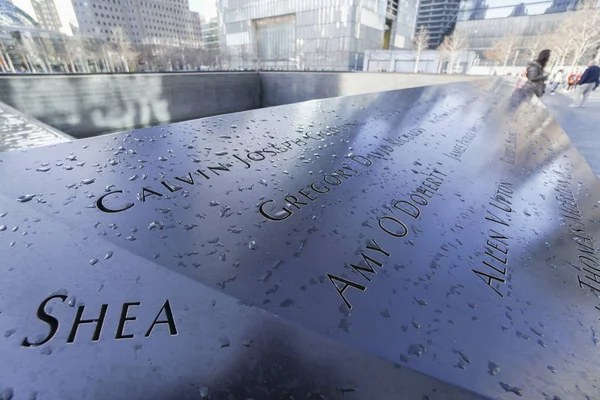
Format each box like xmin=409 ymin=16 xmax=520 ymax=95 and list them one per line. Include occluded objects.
xmin=416 ymin=0 xmax=462 ymax=48
xmin=217 ymin=0 xmax=419 ymax=71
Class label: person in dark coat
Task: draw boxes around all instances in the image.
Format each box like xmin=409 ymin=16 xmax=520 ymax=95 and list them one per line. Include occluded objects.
xmin=570 ymin=60 xmax=600 ymax=108
xmin=525 ymin=49 xmax=551 ymax=97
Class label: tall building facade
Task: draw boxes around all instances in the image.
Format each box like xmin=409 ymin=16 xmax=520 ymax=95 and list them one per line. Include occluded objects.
xmin=509 ymin=2 xmax=527 ymax=16
xmin=456 ymin=11 xmax=565 ymax=66
xmin=217 ymin=0 xmax=418 ymax=71
xmin=72 ymin=0 xmax=202 ymax=48
xmin=31 ymin=0 xmax=62 ymax=32
xmin=416 ymin=0 xmax=462 ymax=48
xmin=0 ymin=0 xmax=39 ymax=27
xmin=200 ymin=16 xmax=220 ymax=67
xmin=200 ymin=16 xmax=219 ymax=51
xmin=458 ymin=0 xmax=487 ymax=21
xmin=545 ymin=0 xmax=578 ymax=13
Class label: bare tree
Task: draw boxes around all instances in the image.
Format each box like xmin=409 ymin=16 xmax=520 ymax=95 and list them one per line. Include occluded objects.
xmin=0 ymin=40 xmax=14 ymax=72
xmin=438 ymin=30 xmax=469 ymax=74
xmin=61 ymin=35 xmax=93 ymax=73
xmin=484 ymin=32 xmax=520 ymax=67
xmin=558 ymin=0 xmax=600 ymax=72
xmin=527 ymin=35 xmax=542 ymax=61
xmin=542 ymin=20 xmax=575 ymax=72
xmin=412 ymin=26 xmax=430 ymax=73
xmin=239 ymin=44 xmax=252 ymax=70
xmin=113 ymin=28 xmax=138 ymax=72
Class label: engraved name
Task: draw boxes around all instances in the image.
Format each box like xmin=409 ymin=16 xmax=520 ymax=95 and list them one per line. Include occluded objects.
xmin=327 ymin=167 xmax=448 ymax=309
xmin=21 ymin=295 xmax=177 ymax=347
xmin=472 ymin=180 xmax=513 ymax=297
xmin=95 ymin=122 xmax=364 ymax=213
xmin=501 ymin=130 xmax=517 ymax=165
xmin=553 ymin=169 xmax=600 ymax=312
xmin=444 ymin=127 xmax=477 ymax=162
xmin=258 ymin=127 xmax=426 ymax=221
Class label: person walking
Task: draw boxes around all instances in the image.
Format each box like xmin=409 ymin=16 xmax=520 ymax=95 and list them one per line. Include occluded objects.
xmin=550 ymin=69 xmax=564 ymax=94
xmin=569 ymin=60 xmax=599 ymax=108
xmin=525 ymin=49 xmax=551 ymax=97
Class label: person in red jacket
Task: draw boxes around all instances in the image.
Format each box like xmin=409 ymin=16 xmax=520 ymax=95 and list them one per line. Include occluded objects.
xmin=567 ymin=72 xmax=576 ymax=91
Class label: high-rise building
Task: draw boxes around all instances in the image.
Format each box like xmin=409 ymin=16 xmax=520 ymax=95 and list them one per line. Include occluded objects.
xmin=200 ymin=16 xmax=218 ymax=48
xmin=0 ymin=0 xmax=39 ymax=28
xmin=416 ymin=0 xmax=462 ymax=48
xmin=509 ymin=3 xmax=527 ymax=16
xmin=72 ymin=0 xmax=202 ymax=48
xmin=200 ymin=17 xmax=221 ymax=67
xmin=458 ymin=0 xmax=488 ymax=21
xmin=31 ymin=0 xmax=62 ymax=32
xmin=545 ymin=0 xmax=578 ymax=13
xmin=217 ymin=0 xmax=419 ymax=71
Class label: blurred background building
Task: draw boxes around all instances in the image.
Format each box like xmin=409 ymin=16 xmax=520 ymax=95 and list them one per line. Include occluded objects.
xmin=363 ymin=48 xmax=475 ymax=72
xmin=416 ymin=0 xmax=462 ymax=48
xmin=71 ymin=0 xmax=202 ymax=48
xmin=0 ymin=0 xmax=597 ymax=74
xmin=31 ymin=0 xmax=60 ymax=32
xmin=0 ymin=0 xmax=39 ymax=28
xmin=217 ymin=0 xmax=419 ymax=71
xmin=200 ymin=16 xmax=219 ymax=68
xmin=544 ymin=0 xmax=579 ymax=13
xmin=455 ymin=0 xmax=599 ymax=75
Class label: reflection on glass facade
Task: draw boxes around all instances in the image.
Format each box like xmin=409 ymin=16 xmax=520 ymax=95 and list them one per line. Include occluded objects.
xmin=456 ymin=0 xmax=581 ymax=20
xmin=218 ymin=0 xmax=419 ymax=70
xmin=0 ymin=0 xmax=39 ymax=28
xmin=254 ymin=14 xmax=296 ymax=68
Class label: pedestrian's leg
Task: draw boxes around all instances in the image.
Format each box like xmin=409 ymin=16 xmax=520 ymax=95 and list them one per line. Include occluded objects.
xmin=580 ymin=83 xmax=593 ymax=107
xmin=570 ymin=85 xmax=582 ymax=107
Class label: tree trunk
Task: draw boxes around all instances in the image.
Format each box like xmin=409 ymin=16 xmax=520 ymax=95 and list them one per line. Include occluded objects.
xmin=570 ymin=56 xmax=579 ymax=74
xmin=559 ymin=54 xmax=566 ymax=70
xmin=571 ymin=44 xmax=585 ymax=73
xmin=78 ymin=56 xmax=90 ymax=74
xmin=25 ymin=55 xmax=35 ymax=72
xmin=109 ymin=52 xmax=116 ymax=72
xmin=0 ymin=56 xmax=8 ymax=73
xmin=5 ymin=52 xmax=14 ymax=72
xmin=38 ymin=56 xmax=49 ymax=73
xmin=414 ymin=52 xmax=420 ymax=73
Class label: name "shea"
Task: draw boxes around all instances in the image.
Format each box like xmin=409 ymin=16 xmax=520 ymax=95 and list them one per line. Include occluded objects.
xmin=21 ymin=295 xmax=178 ymax=347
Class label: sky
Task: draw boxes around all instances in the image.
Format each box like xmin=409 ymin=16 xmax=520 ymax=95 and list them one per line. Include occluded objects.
xmin=12 ymin=0 xmax=218 ymax=35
